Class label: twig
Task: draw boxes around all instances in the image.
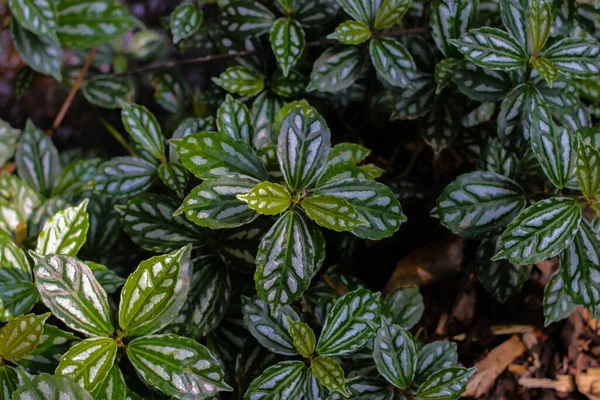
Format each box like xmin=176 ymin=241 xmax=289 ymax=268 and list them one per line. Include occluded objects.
xmin=52 ymin=48 xmax=97 ymax=131
xmin=98 ymin=117 xmax=135 ymax=156
xmin=114 ymin=27 xmax=429 ymax=76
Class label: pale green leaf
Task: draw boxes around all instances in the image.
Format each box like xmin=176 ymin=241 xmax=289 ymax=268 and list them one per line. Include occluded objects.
xmin=212 ymin=66 xmax=264 ymax=96
xmin=244 ymin=360 xmax=307 ymax=400
xmin=383 ymin=285 xmax=424 ymax=329
xmin=82 ymin=76 xmax=134 ymax=109
xmin=238 ymin=181 xmax=291 ymax=216
xmin=8 ymin=0 xmax=57 ymax=37
xmin=11 ymin=21 xmax=62 ymax=81
xmin=529 ymin=0 xmax=552 ymax=55
xmin=121 ymin=103 xmax=165 ymax=160
xmin=576 ymin=134 xmax=600 ymax=197
xmin=307 ymin=44 xmax=367 ymax=93
xmin=301 ymin=194 xmax=366 ymax=232
xmin=416 ymin=367 xmax=475 ymax=400
xmin=170 ymin=2 xmax=203 ymax=44
xmin=17 ymin=325 xmax=78 ymax=374
xmin=327 ymin=21 xmax=371 ymax=45
xmin=375 ymin=0 xmax=411 ymax=30
xmin=91 ymin=365 xmax=126 ymax=400
xmin=35 ymin=199 xmax=89 ymax=257
xmin=94 ymin=156 xmax=157 ymax=198
xmin=217 ymin=94 xmax=253 ymax=145
xmin=543 ymin=38 xmax=600 ymax=78
xmin=12 ymin=373 xmax=94 ymax=400
xmin=533 ymin=57 xmax=558 ymax=87
xmin=450 ymin=27 xmax=527 ymax=70
xmin=373 ymin=321 xmax=416 ymax=389
xmin=270 ymin=18 xmax=305 ymax=77
xmin=415 ymin=341 xmax=458 ymax=385
xmin=0 ymin=313 xmax=49 ymax=361
xmin=311 ymin=356 xmax=349 ymax=397
xmin=287 ymin=320 xmax=316 ymax=358
xmin=543 ymin=270 xmax=576 ymax=326
xmin=369 ymin=38 xmax=416 ymax=88
xmin=219 ymin=1 xmax=275 ymax=37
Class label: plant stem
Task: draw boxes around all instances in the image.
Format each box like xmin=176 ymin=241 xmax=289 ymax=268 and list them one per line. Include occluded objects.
xmin=98 ymin=117 xmax=135 ymax=156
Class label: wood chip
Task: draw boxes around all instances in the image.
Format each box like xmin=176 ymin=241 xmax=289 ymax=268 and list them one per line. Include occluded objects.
xmin=518 ymin=375 xmax=575 ymax=393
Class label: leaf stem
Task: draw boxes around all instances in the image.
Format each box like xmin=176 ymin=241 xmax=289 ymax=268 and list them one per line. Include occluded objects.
xmin=98 ymin=117 xmax=135 ymax=156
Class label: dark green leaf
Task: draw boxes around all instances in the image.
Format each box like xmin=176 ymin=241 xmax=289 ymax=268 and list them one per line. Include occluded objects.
xmin=450 ymin=27 xmax=527 ymax=70
xmin=212 ymin=66 xmax=265 ymax=96
xmin=373 ymin=321 xmax=416 ymax=389
xmin=157 ymin=162 xmax=188 ymax=196
xmin=245 ymin=360 xmax=307 ymax=400
xmin=307 ymin=45 xmax=367 ymax=93
xmin=217 ymin=94 xmax=253 ymax=145
xmin=543 ymin=269 xmax=576 ymax=326
xmin=337 ymin=0 xmax=378 ymax=25
xmin=383 ymin=285 xmax=424 ymax=329
xmin=271 ymin=69 xmax=306 ymax=98
xmin=52 ymin=158 xmax=101 ymax=196
xmin=8 ymin=0 xmax=57 ymax=37
xmin=91 ymin=365 xmax=126 ymax=400
xmin=219 ymin=1 xmax=275 ymax=37
xmin=11 ymin=21 xmax=62 ymax=81
xmin=12 ymin=373 xmax=94 ymax=399
xmin=369 ymin=38 xmax=416 ymax=89
xmin=430 ymin=0 xmax=478 ymax=57
xmin=500 ymin=0 xmax=529 ymax=51
xmin=94 ymin=156 xmax=157 ymax=198
xmin=543 ymin=38 xmax=600 ymax=78
xmin=415 ymin=341 xmax=459 ymax=385
xmin=270 ymin=18 xmax=305 ymax=77
xmin=151 ymin=70 xmax=189 ymax=113
xmin=121 ymin=103 xmax=165 ymax=160
xmin=416 ymin=367 xmax=475 ymax=400
xmin=82 ymin=76 xmax=134 ymax=109
xmin=170 ymin=2 xmax=203 ymax=44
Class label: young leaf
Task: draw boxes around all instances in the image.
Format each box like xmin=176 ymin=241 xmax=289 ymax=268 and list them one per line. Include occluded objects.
xmin=543 ymin=270 xmax=577 ymax=326
xmin=287 ymin=320 xmax=316 ymax=357
xmin=244 ymin=360 xmax=307 ymax=400
xmin=493 ymin=197 xmax=582 ymax=265
xmin=383 ymin=285 xmax=424 ymax=329
xmin=370 ymin=38 xmax=416 ymax=88
xmin=174 ymin=131 xmax=268 ymax=181
xmin=327 ymin=142 xmax=370 ymax=165
xmin=15 ymin=119 xmax=61 ymax=197
xmin=529 ymin=0 xmax=552 ymax=55
xmin=435 ymin=171 xmax=526 ymax=239
xmin=12 ymin=373 xmax=94 ymax=400
xmin=170 ymin=2 xmax=203 ymax=44
xmin=118 ymin=246 xmax=191 ymax=337
xmin=17 ymin=324 xmax=78 ymax=374
xmin=212 ymin=66 xmax=265 ymax=96
xmin=328 ymin=21 xmax=371 ymax=45
xmin=219 ymin=1 xmax=275 ymax=37
xmin=127 ymin=334 xmax=232 ymax=399
xmin=301 ymin=194 xmax=366 ymax=232
xmin=11 ymin=22 xmax=62 ymax=81
xmin=311 ymin=356 xmax=349 ymax=397
xmin=177 ymin=175 xmax=259 ymax=229
xmin=270 ymin=18 xmax=305 ymax=77
xmin=373 ymin=321 xmax=417 ymax=389
xmin=430 ymin=0 xmax=478 ymax=57
xmin=158 ymin=162 xmax=188 ymax=195
xmin=450 ymin=28 xmax=527 ymax=70
xmin=316 ymin=178 xmax=406 ymax=240
xmin=242 ymin=295 xmax=300 ymax=355
xmin=415 ymin=341 xmax=459 ymax=385
xmin=374 ymin=0 xmax=411 ymax=30
xmin=118 ymin=194 xmax=206 ymax=253
xmin=277 ymin=101 xmax=331 ymax=190
xmin=530 ymin=121 xmax=576 ymax=189
xmin=532 ymin=57 xmax=558 ymax=87
xmin=416 ymin=367 xmax=475 ymax=400
xmin=55 ymin=337 xmax=117 ymax=392
xmin=337 ymin=0 xmax=377 ymax=25
xmin=543 ymin=38 xmax=600 ymax=78
xmin=82 ymin=76 xmax=134 ymax=109
xmin=121 ymin=103 xmax=165 ymax=160
xmin=0 ymin=313 xmax=49 ymax=361
xmin=94 ymin=156 xmax=157 ymax=198
xmin=237 ymin=181 xmax=291 ymax=216
xmin=576 ymin=134 xmax=600 ymax=197
xmin=8 ymin=0 xmax=57 ymax=37
xmin=91 ymin=365 xmax=126 ymax=400
xmin=36 ymin=199 xmax=89 ymax=257
xmin=217 ymin=94 xmax=253 ymax=145
xmin=33 ymin=254 xmax=113 ymax=337
xmin=317 ymin=288 xmax=380 ymax=356
xmin=256 ymin=211 xmax=315 ymax=307
xmin=307 ymin=45 xmax=367 ymax=93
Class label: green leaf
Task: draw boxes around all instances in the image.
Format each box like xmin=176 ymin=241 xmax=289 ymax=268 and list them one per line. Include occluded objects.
xmin=435 ymin=171 xmax=526 ymax=239
xmin=307 ymin=44 xmax=367 ymax=93
xmin=15 ymin=119 xmax=61 ymax=197
xmin=82 ymin=195 xmax=121 ymax=259
xmin=52 ymin=158 xmax=101 ymax=196
xmin=450 ymin=27 xmax=527 ymax=70
xmin=277 ymin=101 xmax=330 ymax=190
xmin=294 ymin=0 xmax=338 ymax=27
xmin=415 ymin=341 xmax=459 ymax=385
xmin=91 ymin=365 xmax=126 ymax=400
xmin=327 ymin=143 xmax=370 ymax=165
xmin=493 ymin=197 xmax=582 ymax=265
xmin=256 ymin=211 xmax=315 ymax=307
xmin=174 ymin=131 xmax=268 ymax=180
xmin=287 ymin=320 xmax=316 ymax=358
xmin=15 ymin=66 xmax=37 ymax=100
xmin=11 ymin=20 xmax=62 ymax=81
xmin=0 ymin=281 xmax=38 ymax=323
xmin=0 ymin=313 xmax=49 ymax=361
xmin=88 ymin=263 xmax=126 ymax=295
xmin=301 ymin=194 xmax=366 ymax=232
xmin=316 ymin=178 xmax=406 ymax=240
xmin=177 ymin=175 xmax=258 ymax=229
xmin=0 ymin=231 xmax=32 ymax=282
xmin=157 ymin=162 xmax=188 ymax=196
xmin=452 ymin=62 xmax=514 ymax=102
xmin=476 ymin=236 xmax=532 ymax=303
xmin=252 ymin=91 xmax=284 ymax=148
xmin=94 ymin=156 xmax=157 ymax=198
xmin=497 ymin=83 xmax=534 ymax=139
xmin=118 ymin=246 xmax=191 ymax=337
xmin=244 ymin=360 xmax=307 ymax=400
xmin=218 ymin=219 xmax=270 ymax=273
xmin=219 ymin=1 xmax=275 ymax=37
xmin=529 ymin=0 xmax=552 ymax=55
xmin=305 ymin=368 xmax=331 ymax=400
xmin=36 ymin=199 xmax=89 ymax=257
xmin=369 ymin=38 xmax=416 ymax=89
xmin=217 ymin=94 xmax=253 ymax=146
xmin=117 ymin=194 xmax=206 ymax=253
xmin=383 ymin=285 xmax=424 ymax=329
xmin=13 ymin=373 xmax=94 ymax=400
xmin=500 ymin=0 xmax=529 ymax=51
xmin=271 ymin=69 xmax=306 ymax=98
xmin=576 ymin=134 xmax=600 ymax=197
xmin=8 ymin=0 xmax=57 ymax=37
xmin=169 ymin=116 xmax=216 ymax=161
xmin=33 ymin=254 xmax=113 ymax=337
xmin=535 ymin=79 xmax=578 ymax=114
xmin=373 ymin=321 xmax=417 ymax=389
xmin=532 ymin=57 xmax=558 ymax=87
xmin=170 ymin=2 xmax=202 ymax=44
xmin=127 ymin=333 xmax=232 ymax=399
xmin=0 ymin=119 xmax=20 ymax=167
xmin=55 ymin=337 xmax=117 ymax=392
xmin=237 ymin=181 xmax=291 ymax=216
xmin=560 ymin=219 xmax=600 ymax=308
xmin=337 ymin=0 xmax=377 ymax=25
xmin=270 ymin=18 xmax=305 ymax=77
xmin=416 ymin=367 xmax=475 ymax=400
xmin=82 ymin=76 xmax=134 ymax=109
xmin=311 ymin=356 xmax=349 ymax=397
xmin=328 ymin=21 xmax=371 ymax=45
xmin=317 ymin=288 xmax=380 ymax=356
xmin=56 ymin=0 xmax=140 ymax=49
xmin=543 ymin=270 xmax=576 ymax=326
xmin=121 ymin=103 xmax=165 ymax=160
xmin=543 ymin=38 xmax=600 ymax=78
xmin=212 ymin=66 xmax=264 ymax=96
xmin=374 ymin=0 xmax=411 ymax=30
xmin=430 ymin=0 xmax=478 ymax=57
xmin=18 ymin=324 xmax=78 ymax=374
xmin=242 ymin=295 xmax=299 ymax=355
xmin=152 ymin=70 xmax=189 ymax=113
xmin=0 ymin=365 xmax=18 ymax=399
xmin=391 ymin=75 xmax=436 ymax=120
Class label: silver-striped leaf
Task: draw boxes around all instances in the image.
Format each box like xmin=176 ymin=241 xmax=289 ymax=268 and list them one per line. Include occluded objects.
xmin=415 ymin=341 xmax=459 ymax=385
xmin=157 ymin=162 xmax=188 ymax=196
xmin=430 ymin=0 xmax=478 ymax=57
xmin=8 ymin=0 xmax=57 ymax=37
xmin=310 ymin=356 xmax=349 ymax=397
xmin=374 ymin=0 xmax=411 ymax=30
xmin=88 ymin=263 xmax=125 ymax=295
xmin=33 ymin=254 xmax=113 ymax=337
xmin=219 ymin=1 xmax=275 ymax=37
xmin=543 ymin=38 xmax=600 ymax=78
xmin=373 ymin=321 xmax=417 ymax=389
xmin=244 ymin=360 xmax=307 ymax=400
xmin=118 ymin=245 xmax=191 ymax=338
xmin=52 ymin=158 xmax=101 ymax=196
xmin=529 ymin=0 xmax=552 ymax=55
xmin=91 ymin=365 xmax=126 ymax=400
xmin=337 ymin=0 xmax=378 ymax=25
xmin=82 ymin=76 xmax=134 ymax=109
xmin=500 ymin=0 xmax=529 ymax=52
xmin=497 ymin=83 xmax=534 ymax=139
xmin=55 ymin=337 xmax=117 ymax=392
xmin=294 ymin=0 xmax=339 ymax=27
xmin=11 ymin=21 xmax=62 ymax=81
xmin=416 ymin=367 xmax=475 ymax=400
xmin=271 ymin=69 xmax=306 ymax=100
xmin=307 ymin=44 xmax=367 ymax=93
xmin=270 ymin=18 xmax=305 ymax=77
xmin=121 ymin=103 xmax=165 ymax=160
xmin=452 ymin=61 xmax=514 ymax=103
xmin=435 ymin=171 xmax=526 ymax=239
xmin=252 ymin=91 xmax=284 ymax=149
xmin=369 ymin=38 xmax=416 ymax=89
xmin=382 ymin=285 xmax=424 ymax=330
xmin=127 ymin=334 xmax=232 ymax=399
xmin=12 ymin=373 xmax=94 ymax=400
xmin=576 ymin=134 xmax=600 ymax=197
xmin=237 ymin=181 xmax=291 ymax=216
xmin=0 ymin=281 xmax=38 ymax=323
xmin=152 ymin=70 xmax=189 ymax=114
xmin=0 ymin=119 xmax=20 ymax=168
xmin=94 ymin=156 xmax=157 ymax=198
xmin=170 ymin=2 xmax=203 ymax=44
xmin=212 ymin=66 xmax=265 ymax=96
xmin=317 ymin=288 xmax=380 ymax=356
xmin=82 ymin=195 xmax=121 ymax=259
xmin=301 ymin=194 xmax=366 ymax=232
xmin=17 ymin=324 xmax=78 ymax=375
xmin=35 ymin=199 xmax=89 ymax=257
xmin=493 ymin=197 xmax=582 ymax=265
xmin=328 ymin=20 xmax=371 ymax=45
xmin=0 ymin=365 xmax=18 ymax=399
xmin=218 ymin=219 xmax=271 ymax=273
xmin=169 ymin=117 xmax=215 ymax=161
xmin=217 ymin=94 xmax=253 ymax=145
xmin=450 ymin=27 xmax=527 ymax=70
xmin=543 ymin=269 xmax=576 ymax=326
xmin=305 ymin=368 xmax=330 ymax=400
xmin=0 ymin=313 xmax=50 ymax=361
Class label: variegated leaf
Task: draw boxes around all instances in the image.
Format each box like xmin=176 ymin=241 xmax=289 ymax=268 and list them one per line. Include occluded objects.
xmin=0 ymin=365 xmax=18 ymax=399
xmin=327 ymin=142 xmax=370 ymax=165
xmin=500 ymin=0 xmax=529 ymax=51
xmin=497 ymin=83 xmax=534 ymax=139
xmin=252 ymin=91 xmax=284 ymax=149
xmin=328 ymin=21 xmax=371 ymax=45
xmin=382 ymin=285 xmax=424 ymax=330
xmin=127 ymin=334 xmax=232 ymax=399
xmin=301 ymin=194 xmax=366 ymax=232
xmin=121 ymin=103 xmax=165 ymax=160
xmin=237 ymin=181 xmax=291 ymax=216
xmin=118 ymin=246 xmax=191 ymax=338
xmin=169 ymin=116 xmax=215 ymax=161
xmin=94 ymin=156 xmax=157 ymax=198
xmin=416 ymin=367 xmax=475 ymax=400
xmin=543 ymin=270 xmax=576 ymax=326
xmin=82 ymin=195 xmax=121 ymax=259
xmin=52 ymin=158 xmax=101 ymax=196
xmin=219 ymin=1 xmax=275 ymax=37
xmin=0 ymin=119 xmax=20 ymax=167
xmin=244 ymin=360 xmax=307 ymax=400
xmin=88 ymin=263 xmax=125 ymax=295
xmin=218 ymin=219 xmax=271 ymax=273
xmin=430 ymin=0 xmax=478 ymax=57
xmin=533 ymin=57 xmax=558 ymax=87
xmin=311 ymin=356 xmax=349 ymax=397
xmin=8 ymin=0 xmax=57 ymax=37
xmin=529 ymin=0 xmax=552 ymax=55
xmin=307 ymin=44 xmax=367 ymax=93
xmin=373 ymin=321 xmax=417 ymax=389
xmin=452 ymin=61 xmax=514 ymax=102
xmin=0 ymin=230 xmax=31 ymax=283
xmin=543 ymin=38 xmax=600 ymax=78
xmin=369 ymin=38 xmax=416 ymax=89
xmin=170 ymin=2 xmax=203 ymax=44
xmin=375 ymin=0 xmax=411 ymax=30
xmin=12 ymin=373 xmax=94 ymax=400
xmin=157 ymin=162 xmax=188 ymax=196
xmin=450 ymin=28 xmax=527 ymax=70
xmin=14 ymin=66 xmax=36 ymax=100
xmin=91 ymin=365 xmax=126 ymax=400
xmin=82 ymin=76 xmax=134 ymax=109
xmin=11 ymin=22 xmax=62 ymax=81
xmin=0 ymin=313 xmax=49 ymax=361
xmin=152 ymin=70 xmax=189 ymax=113
xmin=337 ymin=0 xmax=378 ymax=25
xmin=217 ymin=94 xmax=253 ymax=145
xmin=317 ymin=289 xmax=380 ymax=356
xmin=493 ymin=197 xmax=582 ymax=265
xmin=294 ymin=0 xmax=338 ymax=26
xmin=0 ymin=281 xmax=38 ymax=323
xmin=287 ymin=320 xmax=316 ymax=358
xmin=36 ymin=199 xmax=89 ymax=257
xmin=55 ymin=337 xmax=117 ymax=392
xmin=212 ymin=66 xmax=265 ymax=96
xmin=576 ymin=134 xmax=600 ymax=197
xmin=17 ymin=324 xmax=78 ymax=374
xmin=0 ymin=172 xmax=41 ymax=223
xmin=33 ymin=254 xmax=113 ymax=337
xmin=271 ymin=69 xmax=306 ymax=98
xmin=415 ymin=341 xmax=458 ymax=385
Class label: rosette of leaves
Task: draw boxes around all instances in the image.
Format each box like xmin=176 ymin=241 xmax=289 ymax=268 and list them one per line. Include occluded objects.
xmin=173 ymin=100 xmax=406 ymax=309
